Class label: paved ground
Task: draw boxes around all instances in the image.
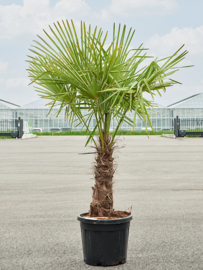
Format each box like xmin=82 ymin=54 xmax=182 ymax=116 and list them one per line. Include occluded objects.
xmin=0 ymin=136 xmax=203 ymax=270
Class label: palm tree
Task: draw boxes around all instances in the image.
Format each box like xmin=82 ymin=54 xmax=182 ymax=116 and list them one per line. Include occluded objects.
xmin=27 ymin=20 xmax=189 ymax=218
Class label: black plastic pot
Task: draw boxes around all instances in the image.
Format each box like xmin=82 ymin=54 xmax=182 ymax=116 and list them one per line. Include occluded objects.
xmin=77 ymin=212 xmax=132 ymax=266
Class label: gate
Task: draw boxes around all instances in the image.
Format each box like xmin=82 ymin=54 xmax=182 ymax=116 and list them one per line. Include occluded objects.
xmin=174 ymin=116 xmax=203 ymax=137
xmin=0 ymin=117 xmax=23 ymax=138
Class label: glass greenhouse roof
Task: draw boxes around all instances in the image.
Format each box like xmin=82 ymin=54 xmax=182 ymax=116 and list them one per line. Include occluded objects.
xmin=0 ymin=99 xmax=20 ymax=109
xmin=20 ymin=99 xmax=165 ymax=110
xmin=0 ymin=102 xmax=10 ymax=109
xmin=155 ymin=103 xmax=166 ymax=108
xmin=167 ymin=93 xmax=203 ymax=108
xmin=20 ymin=98 xmax=60 ymax=109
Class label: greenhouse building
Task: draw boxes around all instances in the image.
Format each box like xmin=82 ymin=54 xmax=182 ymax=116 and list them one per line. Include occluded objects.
xmin=0 ymin=93 xmax=203 ymax=132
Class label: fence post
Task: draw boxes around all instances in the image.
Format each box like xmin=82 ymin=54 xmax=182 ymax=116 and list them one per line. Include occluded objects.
xmin=174 ymin=116 xmax=180 ymax=137
xmin=15 ymin=117 xmax=23 ymax=138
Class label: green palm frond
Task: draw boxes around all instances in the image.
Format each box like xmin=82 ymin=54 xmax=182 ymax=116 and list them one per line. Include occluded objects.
xmin=27 ymin=20 xmax=191 ymax=151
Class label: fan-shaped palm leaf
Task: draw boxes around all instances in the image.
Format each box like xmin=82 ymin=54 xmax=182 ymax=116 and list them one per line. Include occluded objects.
xmin=27 ymin=20 xmax=189 ymax=151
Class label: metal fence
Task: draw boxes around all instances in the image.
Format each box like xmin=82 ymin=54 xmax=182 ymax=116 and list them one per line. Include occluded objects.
xmin=174 ymin=116 xmax=203 ymax=137
xmin=179 ymin=118 xmax=203 ymax=131
xmin=0 ymin=119 xmax=16 ymax=132
xmin=0 ymin=118 xmax=23 ymax=138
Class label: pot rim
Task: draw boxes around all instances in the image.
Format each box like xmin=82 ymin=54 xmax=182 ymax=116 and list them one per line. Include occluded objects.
xmin=77 ymin=212 xmax=133 ymax=224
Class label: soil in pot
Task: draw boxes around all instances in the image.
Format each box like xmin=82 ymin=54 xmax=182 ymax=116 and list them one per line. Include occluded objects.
xmin=81 ymin=210 xmax=131 ymax=219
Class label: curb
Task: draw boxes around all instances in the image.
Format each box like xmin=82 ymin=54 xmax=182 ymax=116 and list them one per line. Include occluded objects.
xmin=162 ymin=134 xmax=176 ymax=139
xmin=22 ymin=134 xmax=37 ymax=140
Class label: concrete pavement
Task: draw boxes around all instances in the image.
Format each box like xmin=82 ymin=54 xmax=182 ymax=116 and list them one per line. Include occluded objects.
xmin=0 ymin=136 xmax=203 ymax=270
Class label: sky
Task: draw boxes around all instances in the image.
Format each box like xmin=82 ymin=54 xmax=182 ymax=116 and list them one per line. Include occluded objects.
xmin=0 ymin=0 xmax=203 ymax=107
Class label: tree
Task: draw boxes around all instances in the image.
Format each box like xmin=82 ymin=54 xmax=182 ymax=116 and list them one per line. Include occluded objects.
xmin=27 ymin=20 xmax=189 ymax=217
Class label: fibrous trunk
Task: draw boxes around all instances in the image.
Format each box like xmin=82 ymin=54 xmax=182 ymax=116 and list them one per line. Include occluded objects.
xmin=89 ymin=134 xmax=115 ymax=217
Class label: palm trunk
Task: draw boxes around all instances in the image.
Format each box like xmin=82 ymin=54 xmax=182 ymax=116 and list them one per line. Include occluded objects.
xmin=89 ymin=133 xmax=115 ymax=217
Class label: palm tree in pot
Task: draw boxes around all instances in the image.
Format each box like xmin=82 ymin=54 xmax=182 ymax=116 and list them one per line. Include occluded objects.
xmin=27 ymin=20 xmax=189 ymax=266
